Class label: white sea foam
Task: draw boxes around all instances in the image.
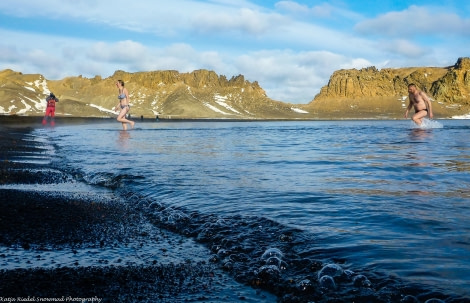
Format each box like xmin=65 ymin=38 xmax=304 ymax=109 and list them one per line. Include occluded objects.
xmin=411 ymin=118 xmax=443 ymax=129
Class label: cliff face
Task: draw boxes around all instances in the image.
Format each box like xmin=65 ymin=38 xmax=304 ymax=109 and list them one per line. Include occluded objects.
xmin=431 ymin=57 xmax=470 ymax=105
xmin=307 ymin=57 xmax=470 ymax=118
xmin=0 ymin=69 xmax=305 ymax=119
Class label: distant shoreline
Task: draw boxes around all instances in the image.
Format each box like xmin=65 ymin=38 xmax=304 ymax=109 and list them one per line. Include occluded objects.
xmin=1 ymin=115 xmax=465 ymax=125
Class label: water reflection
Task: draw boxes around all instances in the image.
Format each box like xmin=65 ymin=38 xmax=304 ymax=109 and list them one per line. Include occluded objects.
xmin=118 ymin=130 xmax=131 ymax=150
xmin=409 ymin=128 xmax=432 ymax=140
xmin=406 ymin=152 xmax=426 ymax=167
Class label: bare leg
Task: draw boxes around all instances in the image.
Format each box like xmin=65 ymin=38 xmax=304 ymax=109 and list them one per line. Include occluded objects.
xmin=412 ymin=111 xmax=428 ymax=125
xmin=117 ymin=108 xmax=134 ymax=130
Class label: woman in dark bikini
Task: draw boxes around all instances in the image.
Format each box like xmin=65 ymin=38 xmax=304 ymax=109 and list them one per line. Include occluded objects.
xmin=114 ymin=80 xmax=135 ymax=130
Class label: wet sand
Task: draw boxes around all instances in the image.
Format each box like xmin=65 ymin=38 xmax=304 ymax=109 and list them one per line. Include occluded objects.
xmin=0 ymin=121 xmax=274 ymax=302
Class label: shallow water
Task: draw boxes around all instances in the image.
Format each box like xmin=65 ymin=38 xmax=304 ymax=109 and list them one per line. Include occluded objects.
xmin=32 ymin=119 xmax=470 ymax=300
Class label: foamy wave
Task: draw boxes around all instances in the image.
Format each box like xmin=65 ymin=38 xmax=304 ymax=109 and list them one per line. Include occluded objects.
xmin=412 ymin=118 xmax=443 ymax=129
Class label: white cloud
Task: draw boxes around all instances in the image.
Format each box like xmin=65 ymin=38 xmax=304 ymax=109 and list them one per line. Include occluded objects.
xmin=275 ymin=1 xmax=362 ymax=22
xmin=0 ymin=1 xmax=466 ymax=104
xmin=355 ymin=5 xmax=470 ymax=37
xmin=275 ymin=1 xmax=311 ymax=15
xmin=235 ymin=50 xmax=373 ymax=103
xmin=380 ymin=39 xmax=428 ymax=58
xmin=0 ymin=45 xmax=21 ymax=63
xmin=86 ymin=41 xmax=149 ymax=63
xmin=192 ymin=8 xmax=286 ymax=36
xmin=339 ymin=58 xmax=374 ymax=70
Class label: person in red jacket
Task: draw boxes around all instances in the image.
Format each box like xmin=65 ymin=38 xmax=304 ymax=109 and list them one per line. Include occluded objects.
xmin=42 ymin=92 xmax=59 ymax=126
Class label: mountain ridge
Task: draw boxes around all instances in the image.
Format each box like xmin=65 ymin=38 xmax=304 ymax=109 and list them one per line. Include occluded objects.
xmin=0 ymin=69 xmax=306 ymax=119
xmin=1 ymin=57 xmax=469 ymax=119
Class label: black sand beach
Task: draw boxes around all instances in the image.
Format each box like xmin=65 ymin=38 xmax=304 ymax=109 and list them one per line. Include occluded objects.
xmin=0 ymin=120 xmax=274 ymax=302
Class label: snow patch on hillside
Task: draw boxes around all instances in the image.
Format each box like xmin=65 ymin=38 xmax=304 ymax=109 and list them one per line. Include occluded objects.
xmin=89 ymin=104 xmax=115 ymax=115
xmin=214 ymin=94 xmax=240 ymax=114
xmin=452 ymin=113 xmax=470 ymax=119
xmin=204 ymin=102 xmax=230 ymax=115
xmin=291 ymin=107 xmax=309 ymax=114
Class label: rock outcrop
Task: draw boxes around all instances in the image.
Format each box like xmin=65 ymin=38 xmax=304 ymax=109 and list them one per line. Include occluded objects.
xmin=307 ymin=57 xmax=470 ymax=119
xmin=431 ymin=57 xmax=470 ymax=106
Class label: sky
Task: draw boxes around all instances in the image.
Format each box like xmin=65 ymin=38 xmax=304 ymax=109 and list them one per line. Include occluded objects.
xmin=0 ymin=0 xmax=468 ymax=104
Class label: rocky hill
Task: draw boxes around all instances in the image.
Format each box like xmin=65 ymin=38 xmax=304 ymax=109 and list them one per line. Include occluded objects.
xmin=0 ymin=69 xmax=307 ymax=120
xmin=305 ymin=57 xmax=470 ymax=119
xmin=1 ymin=57 xmax=469 ymax=120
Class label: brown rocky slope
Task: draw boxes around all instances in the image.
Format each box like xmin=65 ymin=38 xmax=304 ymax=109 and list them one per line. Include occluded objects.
xmin=305 ymin=57 xmax=470 ymax=119
xmin=0 ymin=69 xmax=305 ymax=119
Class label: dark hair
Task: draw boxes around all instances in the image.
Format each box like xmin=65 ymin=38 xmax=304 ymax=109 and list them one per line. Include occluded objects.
xmin=408 ymin=83 xmax=416 ymax=88
xmin=117 ymin=80 xmax=125 ymax=86
xmin=50 ymin=92 xmax=55 ymax=98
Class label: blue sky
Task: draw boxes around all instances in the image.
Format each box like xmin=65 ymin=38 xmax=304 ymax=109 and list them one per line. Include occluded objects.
xmin=0 ymin=0 xmax=468 ymax=103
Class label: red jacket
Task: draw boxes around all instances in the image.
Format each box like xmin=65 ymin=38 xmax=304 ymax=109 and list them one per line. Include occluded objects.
xmin=46 ymin=96 xmax=59 ymax=107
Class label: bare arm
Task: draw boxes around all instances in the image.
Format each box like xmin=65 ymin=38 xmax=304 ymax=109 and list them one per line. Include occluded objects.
xmin=123 ymin=88 xmax=130 ymax=103
xmin=404 ymin=97 xmax=413 ymax=118
xmin=420 ymin=91 xmax=433 ymax=118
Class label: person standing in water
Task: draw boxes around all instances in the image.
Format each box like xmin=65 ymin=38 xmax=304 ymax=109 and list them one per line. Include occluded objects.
xmin=114 ymin=80 xmax=135 ymax=130
xmin=42 ymin=92 xmax=59 ymax=126
xmin=404 ymin=83 xmax=433 ymax=125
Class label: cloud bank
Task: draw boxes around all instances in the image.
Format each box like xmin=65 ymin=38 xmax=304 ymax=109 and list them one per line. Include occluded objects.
xmin=0 ymin=1 xmax=467 ymax=103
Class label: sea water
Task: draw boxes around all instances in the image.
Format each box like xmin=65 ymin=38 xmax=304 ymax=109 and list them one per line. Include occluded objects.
xmin=33 ymin=119 xmax=470 ymax=299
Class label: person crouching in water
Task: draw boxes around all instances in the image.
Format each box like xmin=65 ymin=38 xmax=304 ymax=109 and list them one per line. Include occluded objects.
xmin=404 ymin=83 xmax=433 ymax=125
xmin=114 ymin=80 xmax=135 ymax=130
xmin=42 ymin=92 xmax=59 ymax=126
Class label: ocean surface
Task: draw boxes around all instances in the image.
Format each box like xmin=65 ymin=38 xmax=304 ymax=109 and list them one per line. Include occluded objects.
xmin=17 ymin=119 xmax=470 ymax=300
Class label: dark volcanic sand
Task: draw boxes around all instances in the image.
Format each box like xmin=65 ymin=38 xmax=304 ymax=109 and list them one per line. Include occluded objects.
xmin=0 ymin=123 xmax=275 ymax=302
